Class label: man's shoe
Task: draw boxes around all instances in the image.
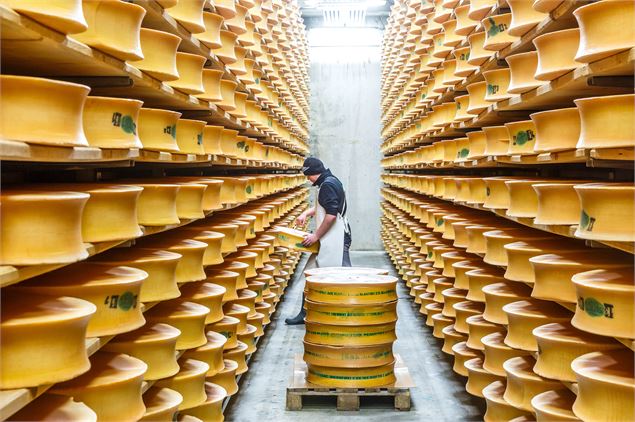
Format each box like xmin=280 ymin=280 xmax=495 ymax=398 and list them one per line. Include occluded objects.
xmin=285 ymin=311 xmax=306 ymax=325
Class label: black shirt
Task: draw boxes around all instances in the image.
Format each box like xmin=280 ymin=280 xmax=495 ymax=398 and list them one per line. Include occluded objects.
xmin=313 ymin=169 xmax=352 ymax=245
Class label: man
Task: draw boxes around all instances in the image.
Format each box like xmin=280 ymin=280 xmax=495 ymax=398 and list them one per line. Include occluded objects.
xmin=285 ymin=157 xmax=352 ymax=325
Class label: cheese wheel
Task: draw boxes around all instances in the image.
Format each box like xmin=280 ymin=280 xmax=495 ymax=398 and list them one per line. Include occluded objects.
xmin=137 ymin=108 xmax=181 ymax=152
xmin=503 ymin=300 xmax=573 ymax=351
xmin=466 ymin=268 xmax=506 ymax=302
xmin=208 ymin=316 xmax=240 ymax=350
xmin=464 ymin=357 xmax=505 ymax=398
xmin=533 ymin=29 xmax=583 ymax=81
xmin=533 ymin=322 xmax=623 ymax=382
xmin=305 ymin=300 xmax=398 ymax=325
xmin=571 ymin=268 xmax=635 ymax=339
xmin=145 ymin=301 xmax=210 ymax=350
xmin=155 ymin=359 xmax=209 ymax=411
xmin=82 ymin=97 xmax=143 ymax=149
xmin=205 ymin=270 xmax=240 ymax=302
xmin=483 ymin=282 xmax=533 ymax=325
xmin=0 ymin=292 xmax=95 ymax=389
xmin=425 ymin=302 xmax=444 ymax=326
xmin=247 ymin=312 xmax=266 ymax=336
xmin=452 ymin=260 xmax=481 ymax=289
xmin=178 ymin=382 xmax=227 ymax=422
xmin=305 ymin=274 xmax=398 ymax=304
xmin=506 ymin=51 xmax=547 ymax=94
xmin=139 ymin=239 xmax=207 ymax=284
xmin=483 ymin=381 xmax=533 ymax=422
xmin=273 ymin=226 xmax=319 ymax=253
xmin=572 ymin=349 xmax=635 ymax=422
xmin=442 ymin=325 xmax=467 ymax=355
xmin=573 ymin=183 xmax=635 ymax=242
xmin=531 ymin=389 xmax=580 ymax=422
xmin=303 ymin=341 xmax=394 ymax=368
xmin=223 ymin=341 xmax=249 ymax=374
xmin=134 ymin=183 xmax=181 ymax=226
xmin=237 ymin=324 xmax=258 ymax=354
xmin=503 ymin=239 xmax=587 ymax=283
xmin=94 ymin=248 xmax=181 ymax=302
xmin=452 ymin=341 xmax=483 ymax=377
xmin=182 ymin=331 xmax=227 ymax=377
xmin=432 ymin=313 xmax=454 ymax=338
xmin=223 ymin=303 xmax=250 ymax=335
xmin=483 ymin=229 xmax=551 ymax=267
xmin=503 ymin=356 xmax=565 ymax=412
xmin=103 ymin=323 xmax=180 ymax=380
xmin=51 ymin=352 xmax=147 ymax=422
xmin=234 ymin=288 xmax=258 ymax=317
xmin=306 ymin=361 xmax=396 ymax=388
xmin=140 ymin=387 xmax=183 ymax=422
xmin=0 ymin=190 xmax=89 ymax=265
xmin=466 ymin=315 xmax=505 ymax=351
xmin=11 ymin=393 xmax=97 ymax=422
xmin=454 ymin=300 xmax=485 ymax=334
xmin=207 ymin=359 xmax=239 ymax=396
xmin=72 ymin=0 xmax=146 ymax=61
xmin=482 ymin=332 xmax=531 ymax=377
xmin=304 ymin=321 xmax=397 ymax=346
xmin=16 ymin=263 xmax=146 ymax=337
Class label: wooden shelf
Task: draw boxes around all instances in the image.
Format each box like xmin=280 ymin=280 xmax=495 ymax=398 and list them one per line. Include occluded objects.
xmin=0 ymin=5 xmax=306 ymax=157
xmin=384 ymin=182 xmax=635 ymax=255
xmin=0 ymin=185 xmax=307 ymax=288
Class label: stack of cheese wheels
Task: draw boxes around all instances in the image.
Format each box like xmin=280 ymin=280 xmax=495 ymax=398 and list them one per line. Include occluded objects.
xmin=302 ymin=268 xmax=399 ymax=388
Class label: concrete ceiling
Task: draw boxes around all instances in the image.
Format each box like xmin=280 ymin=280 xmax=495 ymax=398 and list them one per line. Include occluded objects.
xmin=299 ymin=0 xmax=393 ymax=29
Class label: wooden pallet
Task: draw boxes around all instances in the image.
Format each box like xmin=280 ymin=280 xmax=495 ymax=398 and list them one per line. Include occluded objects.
xmin=286 ymin=354 xmax=414 ymax=411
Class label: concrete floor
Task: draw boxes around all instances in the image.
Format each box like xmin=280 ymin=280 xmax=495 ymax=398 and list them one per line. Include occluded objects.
xmin=224 ymin=251 xmax=485 ymax=421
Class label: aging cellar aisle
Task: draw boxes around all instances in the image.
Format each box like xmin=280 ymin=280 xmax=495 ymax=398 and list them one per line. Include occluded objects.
xmin=224 ymin=251 xmax=483 ymax=421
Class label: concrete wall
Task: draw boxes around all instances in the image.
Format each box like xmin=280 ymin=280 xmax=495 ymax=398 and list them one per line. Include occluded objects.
xmin=308 ymin=30 xmax=383 ymax=250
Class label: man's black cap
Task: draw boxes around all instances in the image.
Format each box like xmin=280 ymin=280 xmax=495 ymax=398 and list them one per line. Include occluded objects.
xmin=302 ymin=157 xmax=326 ymax=176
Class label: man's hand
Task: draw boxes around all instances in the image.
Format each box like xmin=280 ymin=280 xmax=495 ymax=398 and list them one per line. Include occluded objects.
xmin=302 ymin=233 xmax=319 ymax=247
xmin=296 ymin=212 xmax=308 ymax=226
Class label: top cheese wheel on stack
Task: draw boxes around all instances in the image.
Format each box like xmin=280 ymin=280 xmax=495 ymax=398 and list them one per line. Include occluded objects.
xmin=305 ymin=274 xmax=398 ymax=304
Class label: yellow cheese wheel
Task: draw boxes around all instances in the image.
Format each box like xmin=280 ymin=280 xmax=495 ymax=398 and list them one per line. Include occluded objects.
xmin=572 ymin=349 xmax=635 ymax=422
xmin=178 ymin=382 xmax=227 ymax=422
xmin=94 ymin=248 xmax=181 ymax=302
xmin=134 ymin=183 xmax=181 ymax=226
xmin=531 ymin=107 xmax=581 ymax=153
xmin=506 ymin=51 xmax=546 ymax=94
xmin=82 ymin=97 xmax=143 ymax=149
xmin=452 ymin=341 xmax=483 ymax=377
xmin=533 ymin=322 xmax=623 ymax=382
xmin=11 ymin=393 xmax=97 ymax=422
xmin=305 ymin=274 xmax=398 ymax=304
xmin=503 ymin=239 xmax=587 ymax=283
xmin=466 ymin=314 xmax=505 ymax=351
xmin=432 ymin=313 xmax=454 ymax=338
xmin=482 ymin=282 xmax=533 ymax=324
xmin=131 ymin=28 xmax=181 ymax=82
xmin=503 ymin=356 xmax=566 ymax=412
xmin=503 ymin=300 xmax=573 ymax=351
xmin=0 ymin=291 xmax=95 ymax=389
xmin=237 ymin=323 xmax=258 ymax=354
xmin=531 ymin=389 xmax=581 ymax=422
xmin=304 ymin=320 xmax=396 ymax=346
xmin=205 ymin=270 xmax=240 ymax=302
xmin=571 ymin=268 xmax=635 ymax=339
xmin=155 ymin=358 xmax=209 ymax=411
xmin=533 ymin=29 xmax=582 ymax=81
xmin=482 ymin=332 xmax=531 ymax=376
xmin=138 ymin=239 xmax=207 ymax=284
xmin=466 ymin=268 xmax=506 ymax=302
xmin=573 ymin=1 xmax=635 ymax=63
xmin=223 ymin=303 xmax=250 ymax=335
xmin=273 ymin=226 xmax=319 ymax=253
xmin=306 ymin=361 xmax=396 ymax=388
xmin=442 ymin=288 xmax=468 ymax=317
xmin=0 ymin=190 xmax=89 ymax=265
xmin=51 ymin=352 xmax=147 ymax=422
xmin=302 ymin=341 xmax=394 ymax=368
xmin=483 ymin=381 xmax=533 ymax=422
xmin=140 ymin=387 xmax=183 ymax=422
xmin=305 ymin=299 xmax=398 ymax=325
xmin=453 ymin=300 xmax=485 ymax=334
xmin=223 ymin=340 xmax=249 ymax=374
xmin=464 ymin=357 xmax=505 ymax=398
xmin=442 ymin=325 xmax=468 ymax=355
xmin=1 ymin=0 xmax=87 ymax=34
xmin=103 ymin=323 xmax=180 ymax=380
xmin=145 ymin=301 xmax=210 ymax=350
xmin=137 ymin=108 xmax=181 ymax=152
xmin=168 ymin=54 xmax=206 ymax=95
xmin=247 ymin=312 xmax=266 ymax=336
xmin=207 ymin=359 xmax=239 ymax=396
xmin=17 ymin=262 xmax=146 ymax=337
xmin=73 ymin=0 xmax=145 ymax=61
xmin=207 ymin=316 xmax=240 ymax=350
xmin=182 ymin=330 xmax=227 ymax=377
xmin=573 ymin=183 xmax=635 ymax=242
xmin=179 ymin=282 xmax=226 ymax=324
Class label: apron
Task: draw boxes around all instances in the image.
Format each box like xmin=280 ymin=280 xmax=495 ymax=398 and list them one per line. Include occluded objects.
xmin=314 ymin=182 xmax=351 ymax=268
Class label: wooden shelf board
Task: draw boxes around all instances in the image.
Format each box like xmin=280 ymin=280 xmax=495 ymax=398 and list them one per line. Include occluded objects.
xmin=0 ymin=139 xmax=139 ymax=164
